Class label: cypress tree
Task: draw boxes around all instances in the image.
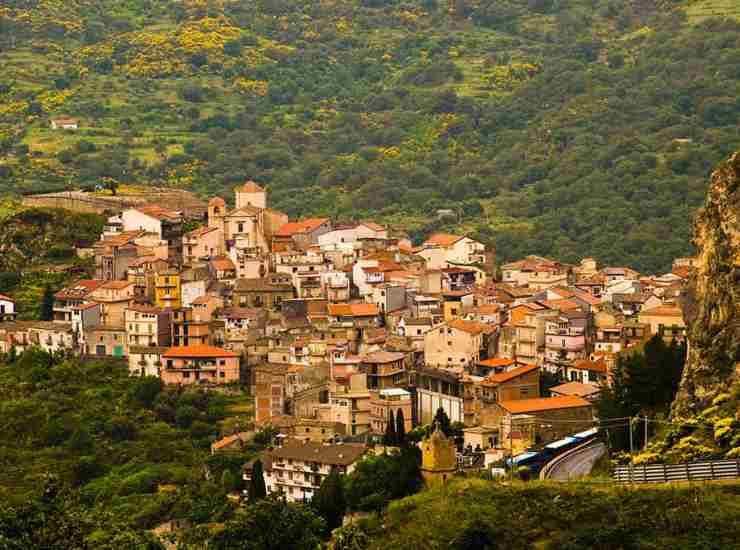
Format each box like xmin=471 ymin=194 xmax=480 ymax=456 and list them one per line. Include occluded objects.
xmin=41 ymin=286 xmax=55 ymax=321
xmin=433 ymin=406 xmax=451 ymax=436
xmin=312 ymin=467 xmax=346 ymax=533
xmin=249 ymin=459 xmax=267 ymax=503
xmin=396 ymin=409 xmax=406 ymax=446
xmin=384 ymin=410 xmax=397 ymax=446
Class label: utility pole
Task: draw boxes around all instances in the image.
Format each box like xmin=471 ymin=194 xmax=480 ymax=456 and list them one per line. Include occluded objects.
xmin=644 ymin=416 xmax=649 ymax=449
xmin=509 ymin=417 xmax=514 ymax=481
xmin=629 ymin=416 xmax=634 ymax=454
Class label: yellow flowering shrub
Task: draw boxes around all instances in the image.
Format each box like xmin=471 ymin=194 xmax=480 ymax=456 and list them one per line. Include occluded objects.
xmin=233 ymin=78 xmax=269 ymax=97
xmin=487 ymin=63 xmax=540 ymax=92
xmin=37 ymin=89 xmax=73 ymax=112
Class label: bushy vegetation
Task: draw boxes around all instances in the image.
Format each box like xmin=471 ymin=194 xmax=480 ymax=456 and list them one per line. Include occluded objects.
xmin=365 ymin=478 xmax=740 ymax=549
xmin=0 ymin=349 xmax=239 ymax=539
xmin=0 ymin=206 xmax=103 ymax=317
xmin=1 ymin=2 xmax=740 ymax=271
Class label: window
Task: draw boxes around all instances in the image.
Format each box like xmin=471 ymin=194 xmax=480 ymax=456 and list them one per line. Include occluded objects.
xmin=219 ymin=359 xmax=225 ymax=366
xmin=238 ymin=222 xmax=244 ymax=233
xmin=220 ymin=372 xmax=225 ymax=378
xmin=183 ymin=372 xmax=190 ymax=378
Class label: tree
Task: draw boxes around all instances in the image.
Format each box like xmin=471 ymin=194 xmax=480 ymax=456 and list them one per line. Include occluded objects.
xmin=433 ymin=407 xmax=452 ymax=437
xmin=248 ymin=459 xmax=267 ymax=503
xmin=129 ymin=376 xmax=163 ymax=407
xmin=384 ymin=410 xmax=397 ymax=446
xmin=210 ymin=497 xmax=324 ymax=550
xmin=221 ymin=469 xmax=238 ymax=493
xmin=344 ymin=447 xmax=422 ymax=512
xmin=312 ymin=468 xmax=346 ymax=533
xmin=41 ymin=285 xmax=55 ymax=321
xmin=396 ymin=409 xmax=406 ymax=446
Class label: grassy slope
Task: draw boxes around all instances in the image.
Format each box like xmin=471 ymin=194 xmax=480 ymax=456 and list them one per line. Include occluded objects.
xmin=372 ymin=478 xmax=740 ymax=549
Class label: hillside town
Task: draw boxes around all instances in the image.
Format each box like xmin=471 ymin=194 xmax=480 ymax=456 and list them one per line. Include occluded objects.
xmin=0 ymin=181 xmax=693 ymax=500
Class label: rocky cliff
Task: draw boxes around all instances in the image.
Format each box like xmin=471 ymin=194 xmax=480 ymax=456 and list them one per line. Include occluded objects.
xmin=673 ymin=152 xmax=740 ymax=417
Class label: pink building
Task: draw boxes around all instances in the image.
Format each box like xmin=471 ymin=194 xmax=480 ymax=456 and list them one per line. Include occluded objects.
xmin=161 ymin=345 xmax=240 ymax=385
xmin=183 ymin=225 xmax=222 ymax=265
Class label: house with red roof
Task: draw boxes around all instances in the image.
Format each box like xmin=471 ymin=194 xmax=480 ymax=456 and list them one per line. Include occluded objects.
xmin=183 ymin=225 xmax=222 ymax=265
xmin=418 ymin=233 xmax=487 ymax=271
xmin=53 ymin=279 xmax=105 ymax=322
xmin=272 ymin=218 xmax=332 ymax=252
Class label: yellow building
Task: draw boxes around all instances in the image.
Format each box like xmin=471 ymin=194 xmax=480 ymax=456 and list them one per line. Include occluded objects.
xmin=420 ymin=425 xmax=457 ymax=485
xmin=155 ymin=270 xmax=181 ymax=309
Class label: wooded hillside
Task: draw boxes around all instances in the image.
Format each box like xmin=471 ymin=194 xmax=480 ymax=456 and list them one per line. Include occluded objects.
xmin=1 ymin=1 xmax=739 ymax=272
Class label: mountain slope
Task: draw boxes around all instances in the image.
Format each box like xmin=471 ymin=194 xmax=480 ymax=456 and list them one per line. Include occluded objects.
xmin=1 ymin=1 xmax=740 ymax=271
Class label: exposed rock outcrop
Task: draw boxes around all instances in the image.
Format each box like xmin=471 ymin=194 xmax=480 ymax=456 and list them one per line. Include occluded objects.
xmin=673 ymin=152 xmax=740 ymax=417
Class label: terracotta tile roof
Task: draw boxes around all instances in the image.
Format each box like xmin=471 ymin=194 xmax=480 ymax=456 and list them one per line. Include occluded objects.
xmin=447 ymin=319 xmax=495 ymax=336
xmin=135 ymin=205 xmax=181 ymax=222
xmin=485 ymin=363 xmax=539 ymax=384
xmin=72 ymin=302 xmax=99 ymax=310
xmin=100 ymin=280 xmax=134 ymax=290
xmin=327 ymin=303 xmax=379 ymax=317
xmin=498 ymin=396 xmax=593 ymax=414
xmin=186 ymin=225 xmax=218 ymax=238
xmin=548 ymin=287 xmax=575 ymax=298
xmin=210 ymin=257 xmax=236 ymax=271
xmin=266 ymin=439 xmax=366 ymax=467
xmin=212 ymin=434 xmax=245 ymax=451
xmin=97 ymin=230 xmax=146 ymax=247
xmin=472 ymin=304 xmax=502 ymax=314
xmin=423 ymin=233 xmax=464 ymax=247
xmin=539 ymin=299 xmax=581 ymax=311
xmin=361 ymin=221 xmax=385 ymax=232
xmin=672 ymin=266 xmax=691 ymax=279
xmin=0 ymin=294 xmax=14 ymax=302
xmin=572 ymin=358 xmax=607 ymax=373
xmin=54 ymin=279 xmax=105 ymax=300
xmin=241 ymin=180 xmax=264 ymax=193
xmin=275 ymin=218 xmax=329 ymax=237
xmin=209 ymin=196 xmax=226 ymax=206
xmin=163 ymin=345 xmax=239 ymax=358
xmin=363 ymin=351 xmax=406 ymax=363
xmin=640 ymin=305 xmax=683 ymax=317
xmin=505 ymin=304 xmax=533 ymax=327
xmin=570 ymin=289 xmax=601 ymax=306
xmin=550 ymin=382 xmax=601 ymax=398
xmin=576 ymin=274 xmax=606 ymax=286
xmin=477 ymin=357 xmax=516 ymax=369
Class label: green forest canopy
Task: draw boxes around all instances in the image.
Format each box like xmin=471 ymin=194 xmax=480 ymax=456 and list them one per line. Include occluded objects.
xmin=1 ymin=1 xmax=739 ymax=272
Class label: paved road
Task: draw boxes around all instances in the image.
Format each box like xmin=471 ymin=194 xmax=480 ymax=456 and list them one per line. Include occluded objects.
xmin=548 ymin=443 xmax=607 ymax=481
